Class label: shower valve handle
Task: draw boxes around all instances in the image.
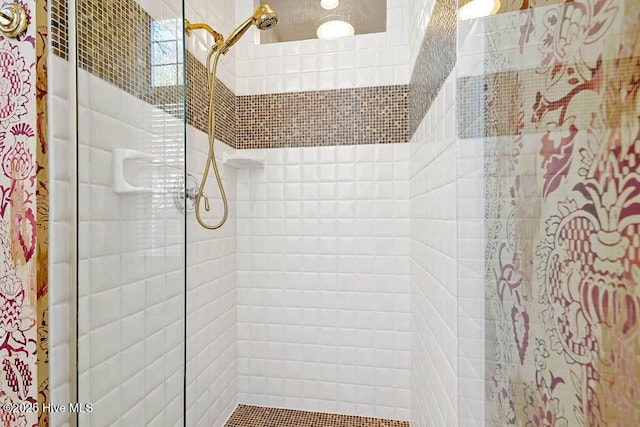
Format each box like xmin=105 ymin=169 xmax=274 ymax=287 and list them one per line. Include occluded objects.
xmin=185 ymin=187 xmax=210 ymax=211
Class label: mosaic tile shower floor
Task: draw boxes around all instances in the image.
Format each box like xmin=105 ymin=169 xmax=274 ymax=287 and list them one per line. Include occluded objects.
xmin=224 ymin=405 xmax=410 ymax=427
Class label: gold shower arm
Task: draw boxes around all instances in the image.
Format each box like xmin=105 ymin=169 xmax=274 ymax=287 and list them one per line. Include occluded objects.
xmin=184 ymin=20 xmax=225 ymax=50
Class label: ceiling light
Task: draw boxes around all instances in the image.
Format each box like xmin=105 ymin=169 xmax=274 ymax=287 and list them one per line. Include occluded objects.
xmin=316 ymin=20 xmax=354 ymax=39
xmin=320 ymin=0 xmax=339 ymax=10
xmin=458 ymin=0 xmax=500 ymax=20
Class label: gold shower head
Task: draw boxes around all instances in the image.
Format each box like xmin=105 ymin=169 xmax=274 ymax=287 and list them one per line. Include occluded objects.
xmin=219 ymin=4 xmax=279 ymax=54
xmin=253 ymin=3 xmax=279 ymax=30
xmin=185 ymin=4 xmax=278 ymax=55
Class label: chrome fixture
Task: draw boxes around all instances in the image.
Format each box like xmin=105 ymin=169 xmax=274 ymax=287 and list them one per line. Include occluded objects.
xmin=175 ymin=173 xmax=206 ymax=214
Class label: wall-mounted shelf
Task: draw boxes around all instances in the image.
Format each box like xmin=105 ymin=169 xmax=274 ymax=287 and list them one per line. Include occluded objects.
xmin=223 ymin=153 xmax=264 ymax=168
xmin=113 ymin=148 xmax=155 ymax=194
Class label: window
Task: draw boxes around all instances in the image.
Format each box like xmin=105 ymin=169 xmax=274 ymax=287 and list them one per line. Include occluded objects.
xmin=151 ymin=20 xmax=184 ymax=87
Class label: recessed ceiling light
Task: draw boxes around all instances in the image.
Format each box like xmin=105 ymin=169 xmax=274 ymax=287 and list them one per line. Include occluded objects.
xmin=458 ymin=0 xmax=500 ymax=20
xmin=320 ymin=0 xmax=339 ymax=10
xmin=316 ymin=20 xmax=354 ymax=39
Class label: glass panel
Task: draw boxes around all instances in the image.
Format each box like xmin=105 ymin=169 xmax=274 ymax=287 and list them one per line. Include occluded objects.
xmin=152 ymin=41 xmax=179 ymax=66
xmin=151 ymin=20 xmax=184 ymax=88
xmin=76 ymin=0 xmax=186 ymax=425
xmin=456 ymin=0 xmax=637 ymax=425
xmin=153 ymin=64 xmax=180 ymax=87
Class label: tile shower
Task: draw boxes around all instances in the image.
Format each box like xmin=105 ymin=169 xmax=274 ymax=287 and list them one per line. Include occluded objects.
xmin=33 ymin=0 xmax=639 ymax=426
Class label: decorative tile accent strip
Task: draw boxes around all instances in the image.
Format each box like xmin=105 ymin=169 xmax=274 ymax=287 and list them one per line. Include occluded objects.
xmin=75 ymin=0 xmax=237 ymax=147
xmin=51 ymin=0 xmax=68 ymax=59
xmin=186 ymin=52 xmax=237 ymax=146
xmin=76 ymin=0 xmax=179 ymax=105
xmin=456 ymin=74 xmax=486 ymax=139
xmin=408 ymin=0 xmax=456 ymax=138
xmin=457 ymin=70 xmax=530 ymax=139
xmin=224 ymin=405 xmax=411 ymax=427
xmin=76 ymin=0 xmax=179 ymax=104
xmin=65 ymin=0 xmax=411 ymax=149
xmin=237 ymin=85 xmax=409 ymax=149
xmin=457 ymin=63 xmax=619 ymax=140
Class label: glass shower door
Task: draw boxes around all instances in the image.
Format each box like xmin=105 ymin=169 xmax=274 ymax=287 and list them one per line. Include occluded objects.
xmin=456 ymin=0 xmax=640 ymax=425
xmin=75 ymin=0 xmax=187 ymax=425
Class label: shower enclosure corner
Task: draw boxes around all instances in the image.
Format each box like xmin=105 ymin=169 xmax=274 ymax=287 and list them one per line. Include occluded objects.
xmin=75 ymin=0 xmax=188 ymax=425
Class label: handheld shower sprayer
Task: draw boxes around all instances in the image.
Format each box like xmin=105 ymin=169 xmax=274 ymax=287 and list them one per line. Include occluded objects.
xmin=219 ymin=4 xmax=278 ymax=53
xmin=185 ymin=4 xmax=278 ymax=55
xmin=184 ymin=4 xmax=278 ymax=230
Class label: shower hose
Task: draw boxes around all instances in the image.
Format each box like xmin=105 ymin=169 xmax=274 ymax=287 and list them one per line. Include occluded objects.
xmin=194 ymin=46 xmax=227 ymax=229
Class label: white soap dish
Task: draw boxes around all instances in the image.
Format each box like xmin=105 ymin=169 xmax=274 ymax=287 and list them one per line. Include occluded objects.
xmin=223 ymin=153 xmax=264 ymax=168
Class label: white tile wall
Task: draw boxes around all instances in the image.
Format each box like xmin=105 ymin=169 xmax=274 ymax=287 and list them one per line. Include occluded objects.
xmin=45 ymin=2 xmax=242 ymax=426
xmin=49 ymin=1 xmax=495 ymax=426
xmin=407 ymin=0 xmax=435 ymax=73
xmin=139 ymin=0 xmax=411 ymax=95
xmin=235 ymin=144 xmax=411 ymax=420
xmin=409 ymin=70 xmax=458 ymax=426
xmin=185 ymin=127 xmax=238 ymax=427
xmin=456 ymin=20 xmax=487 ymax=427
xmin=183 ymin=0 xmax=236 ymax=92
xmin=49 ymin=53 xmax=75 ymax=427
xmin=74 ymin=67 xmax=241 ymax=427
xmin=176 ymin=1 xmax=240 ymax=425
xmin=234 ymin=0 xmax=410 ymax=95
xmin=457 ymin=18 xmax=486 ymax=79
xmin=77 ymin=68 xmax=186 ymax=427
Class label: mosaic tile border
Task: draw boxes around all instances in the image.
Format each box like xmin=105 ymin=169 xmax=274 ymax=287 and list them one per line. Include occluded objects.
xmin=186 ymin=52 xmax=237 ymax=145
xmin=408 ymin=0 xmax=457 ymax=138
xmin=56 ymin=0 xmax=419 ymax=149
xmin=51 ymin=0 xmax=69 ymax=60
xmin=456 ymin=74 xmax=485 ymax=139
xmin=56 ymin=0 xmax=411 ymax=150
xmin=224 ymin=404 xmax=410 ymax=427
xmin=456 ymin=61 xmax=620 ymax=139
xmin=74 ymin=0 xmax=238 ymax=147
xmin=56 ymin=0 xmax=579 ymax=148
xmin=237 ymin=85 xmax=409 ymax=149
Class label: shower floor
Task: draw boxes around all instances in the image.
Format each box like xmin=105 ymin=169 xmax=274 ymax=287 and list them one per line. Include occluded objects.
xmin=224 ymin=405 xmax=410 ymax=427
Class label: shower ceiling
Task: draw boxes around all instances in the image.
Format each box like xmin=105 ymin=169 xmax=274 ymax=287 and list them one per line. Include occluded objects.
xmin=258 ymin=0 xmax=386 ymax=43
